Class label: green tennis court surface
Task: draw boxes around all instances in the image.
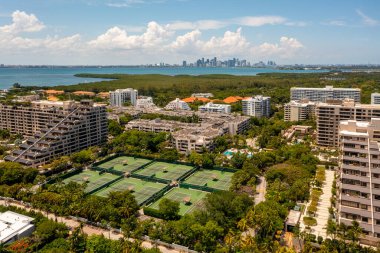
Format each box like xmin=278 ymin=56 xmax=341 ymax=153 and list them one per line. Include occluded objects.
xmin=183 ymin=170 xmax=234 ymax=191
xmin=95 ymin=156 xmax=151 ymax=173
xmin=63 ymin=170 xmax=119 ymax=193
xmin=148 ymin=187 xmax=208 ymax=215
xmin=93 ymin=177 xmax=167 ymax=205
xmin=134 ymin=162 xmax=194 ymax=181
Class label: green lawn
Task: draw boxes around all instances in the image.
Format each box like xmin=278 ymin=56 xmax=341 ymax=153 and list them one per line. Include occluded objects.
xmin=96 ymin=156 xmax=151 ymax=173
xmin=148 ymin=187 xmax=208 ymax=216
xmin=93 ymin=177 xmax=167 ymax=205
xmin=183 ymin=169 xmax=234 ymax=191
xmin=63 ymin=170 xmax=119 ymax=193
xmin=134 ymin=162 xmax=194 ymax=182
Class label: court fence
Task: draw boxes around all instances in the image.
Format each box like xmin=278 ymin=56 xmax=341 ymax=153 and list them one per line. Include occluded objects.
xmin=179 ymin=182 xmax=221 ymax=193
xmin=131 ymin=173 xmax=170 ymax=184
xmin=46 ymin=168 xmax=83 ymax=185
xmin=140 ymin=184 xmax=172 ymax=206
xmin=86 ymin=175 xmax=124 ymax=195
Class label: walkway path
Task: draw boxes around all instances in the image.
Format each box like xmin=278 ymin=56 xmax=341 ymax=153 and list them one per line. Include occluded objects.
xmin=0 ymin=199 xmax=179 ymax=253
xmin=299 ymin=169 xmax=335 ymax=239
xmin=254 ymin=176 xmax=266 ymax=205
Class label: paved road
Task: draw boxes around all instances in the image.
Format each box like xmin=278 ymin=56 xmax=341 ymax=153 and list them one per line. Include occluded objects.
xmin=0 ymin=200 xmax=179 ymax=253
xmin=254 ymin=176 xmax=266 ymax=205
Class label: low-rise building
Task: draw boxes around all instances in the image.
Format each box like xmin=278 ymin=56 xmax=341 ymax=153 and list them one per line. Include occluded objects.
xmin=135 ymin=96 xmax=157 ymax=109
xmin=13 ymin=94 xmax=40 ymax=102
xmin=164 ymin=98 xmax=191 ymax=111
xmin=0 ymin=211 xmax=35 ymax=244
xmin=172 ymin=127 xmax=222 ymax=153
xmin=242 ymin=95 xmax=271 ymax=118
xmin=198 ymin=102 xmax=231 ymax=114
xmin=126 ymin=119 xmax=199 ymax=133
xmin=191 ymin=93 xmax=214 ymax=98
xmin=284 ymin=100 xmax=316 ymax=121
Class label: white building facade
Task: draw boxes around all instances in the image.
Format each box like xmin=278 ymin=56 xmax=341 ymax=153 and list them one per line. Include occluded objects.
xmin=371 ymin=93 xmax=380 ymax=105
xmin=198 ymin=102 xmax=231 ymax=114
xmin=110 ymin=88 xmax=138 ymax=107
xmin=135 ymin=96 xmax=156 ymax=109
xmin=290 ymin=85 xmax=361 ymax=102
xmin=164 ymin=98 xmax=191 ymax=111
xmin=242 ymin=95 xmax=271 ymax=118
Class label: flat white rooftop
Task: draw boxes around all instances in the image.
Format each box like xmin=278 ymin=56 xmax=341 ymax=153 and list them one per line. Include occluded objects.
xmin=0 ymin=211 xmax=34 ymax=243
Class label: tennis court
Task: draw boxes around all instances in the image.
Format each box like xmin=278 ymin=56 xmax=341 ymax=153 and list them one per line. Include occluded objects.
xmin=93 ymin=177 xmax=167 ymax=205
xmin=63 ymin=170 xmax=119 ymax=193
xmin=134 ymin=162 xmax=194 ymax=181
xmin=95 ymin=156 xmax=151 ymax=173
xmin=183 ymin=169 xmax=234 ymax=191
xmin=148 ymin=187 xmax=208 ymax=216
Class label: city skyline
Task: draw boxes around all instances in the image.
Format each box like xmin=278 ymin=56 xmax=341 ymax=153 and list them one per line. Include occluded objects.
xmin=0 ymin=0 xmax=379 ymax=65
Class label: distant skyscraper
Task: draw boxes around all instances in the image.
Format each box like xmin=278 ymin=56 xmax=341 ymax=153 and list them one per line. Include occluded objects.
xmin=182 ymin=61 xmax=187 ymax=67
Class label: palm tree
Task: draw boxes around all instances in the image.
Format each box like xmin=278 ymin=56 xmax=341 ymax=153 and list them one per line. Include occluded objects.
xmin=238 ymin=218 xmax=248 ymax=232
xmin=224 ymin=230 xmax=236 ymax=252
xmin=325 ymin=219 xmax=338 ymax=240
xmin=347 ymin=220 xmax=362 ymax=245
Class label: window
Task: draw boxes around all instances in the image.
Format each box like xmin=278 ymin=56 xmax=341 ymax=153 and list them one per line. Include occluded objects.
xmin=362 ymin=217 xmax=368 ymax=222
xmin=341 ymin=200 xmax=359 ymax=208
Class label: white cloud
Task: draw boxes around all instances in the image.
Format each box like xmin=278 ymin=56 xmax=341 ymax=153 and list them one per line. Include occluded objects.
xmin=169 ymin=28 xmax=250 ymax=57
xmin=88 ymin=21 xmax=172 ymax=50
xmin=356 ymin=10 xmax=379 ymax=26
xmin=234 ymin=16 xmax=286 ymax=27
xmin=0 ymin=10 xmax=45 ymax=34
xmin=253 ymin=36 xmax=304 ymax=59
xmin=167 ymin=15 xmax=306 ymax=31
xmin=323 ymin=20 xmax=347 ymax=26
xmin=0 ymin=10 xmax=305 ymax=63
xmin=106 ymin=0 xmax=145 ymax=7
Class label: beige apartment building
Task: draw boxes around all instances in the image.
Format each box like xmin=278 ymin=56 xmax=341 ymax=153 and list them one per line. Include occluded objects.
xmin=284 ymin=99 xmax=316 ymax=122
xmin=125 ymin=114 xmax=250 ymax=153
xmin=1 ymin=100 xmax=107 ymax=167
xmin=338 ymin=118 xmax=380 ymax=240
xmin=316 ymin=99 xmax=380 ymax=147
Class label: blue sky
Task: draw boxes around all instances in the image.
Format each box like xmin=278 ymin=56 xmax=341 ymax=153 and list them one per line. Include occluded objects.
xmin=0 ymin=0 xmax=379 ymax=65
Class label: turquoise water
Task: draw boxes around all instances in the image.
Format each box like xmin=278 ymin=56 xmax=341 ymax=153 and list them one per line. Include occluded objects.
xmin=0 ymin=66 xmax=329 ymax=89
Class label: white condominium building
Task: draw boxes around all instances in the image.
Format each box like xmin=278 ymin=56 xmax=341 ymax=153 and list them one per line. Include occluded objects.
xmin=135 ymin=96 xmax=156 ymax=109
xmin=164 ymin=98 xmax=191 ymax=111
xmin=191 ymin=93 xmax=214 ymax=98
xmin=109 ymin=88 xmax=138 ymax=106
xmin=284 ymin=100 xmax=316 ymax=122
xmin=290 ymin=85 xmax=361 ymax=102
xmin=242 ymin=95 xmax=271 ymax=118
xmin=371 ymin=93 xmax=380 ymax=104
xmin=338 ymin=118 xmax=380 ymax=240
xmin=198 ymin=102 xmax=231 ymax=114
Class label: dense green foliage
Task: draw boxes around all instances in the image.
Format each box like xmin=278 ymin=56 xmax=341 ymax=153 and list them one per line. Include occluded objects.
xmin=50 ymin=72 xmax=380 ymax=105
